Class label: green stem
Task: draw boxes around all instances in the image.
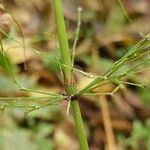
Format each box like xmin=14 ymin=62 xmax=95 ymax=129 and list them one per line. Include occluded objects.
xmin=53 ymin=0 xmax=72 ymax=82
xmin=52 ymin=0 xmax=89 ymax=149
xmin=71 ymin=100 xmax=89 ymax=150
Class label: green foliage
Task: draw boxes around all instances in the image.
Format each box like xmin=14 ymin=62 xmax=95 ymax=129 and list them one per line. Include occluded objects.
xmin=77 ymin=34 xmax=150 ymax=95
xmin=138 ymin=88 xmax=150 ymax=104
xmin=0 ymin=118 xmax=55 ymax=150
xmin=119 ymin=119 xmax=150 ymax=150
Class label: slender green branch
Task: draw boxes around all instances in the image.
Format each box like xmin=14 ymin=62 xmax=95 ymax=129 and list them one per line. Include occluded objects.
xmin=0 ymin=39 xmax=22 ymax=89
xmin=116 ymin=0 xmax=132 ymax=23
xmin=21 ymin=88 xmax=62 ymax=97
xmin=0 ymin=96 xmax=63 ymax=101
xmin=77 ymin=34 xmax=150 ymax=95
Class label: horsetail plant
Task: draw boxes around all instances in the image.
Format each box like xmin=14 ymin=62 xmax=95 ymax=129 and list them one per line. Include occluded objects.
xmin=0 ymin=0 xmax=150 ymax=150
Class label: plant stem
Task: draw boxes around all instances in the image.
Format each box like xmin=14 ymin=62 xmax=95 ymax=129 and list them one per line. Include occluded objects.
xmin=52 ymin=0 xmax=89 ymax=149
xmin=71 ymin=100 xmax=89 ymax=150
xmin=67 ymin=85 xmax=89 ymax=150
xmin=53 ymin=0 xmax=72 ymax=82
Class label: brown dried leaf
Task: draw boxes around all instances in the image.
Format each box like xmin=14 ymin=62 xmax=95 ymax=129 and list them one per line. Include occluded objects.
xmin=0 ymin=13 xmax=13 ymax=37
xmin=81 ymin=0 xmax=100 ymax=11
xmin=3 ymin=42 xmax=37 ymax=64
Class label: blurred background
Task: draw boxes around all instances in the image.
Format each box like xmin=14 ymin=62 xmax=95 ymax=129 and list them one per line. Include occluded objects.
xmin=0 ymin=0 xmax=150 ymax=150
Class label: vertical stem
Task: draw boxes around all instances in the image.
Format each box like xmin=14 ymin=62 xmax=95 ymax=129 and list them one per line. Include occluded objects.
xmin=71 ymin=100 xmax=89 ymax=150
xmin=53 ymin=0 xmax=71 ymax=82
xmin=52 ymin=0 xmax=89 ymax=149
